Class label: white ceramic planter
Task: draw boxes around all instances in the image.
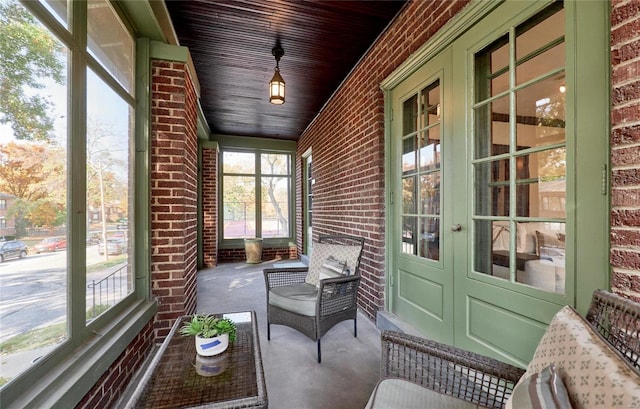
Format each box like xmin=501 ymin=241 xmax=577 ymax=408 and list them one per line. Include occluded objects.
xmin=195 ymin=333 xmax=229 ymax=356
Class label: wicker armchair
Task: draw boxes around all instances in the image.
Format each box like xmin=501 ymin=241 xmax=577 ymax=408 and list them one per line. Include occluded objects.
xmin=264 ymin=235 xmax=365 ymax=363
xmin=369 ymin=290 xmax=640 ymax=408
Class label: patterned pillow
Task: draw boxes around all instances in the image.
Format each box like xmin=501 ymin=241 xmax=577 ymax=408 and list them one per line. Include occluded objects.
xmin=507 ymin=364 xmax=572 ymax=409
xmin=509 ymin=305 xmax=640 ymax=409
xmin=304 ymin=242 xmax=361 ymax=287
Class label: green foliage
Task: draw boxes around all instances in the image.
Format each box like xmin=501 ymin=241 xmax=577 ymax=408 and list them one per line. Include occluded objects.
xmin=179 ymin=314 xmax=237 ymax=342
xmin=86 ymin=304 xmax=111 ymax=320
xmin=0 ymin=1 xmax=64 ymax=142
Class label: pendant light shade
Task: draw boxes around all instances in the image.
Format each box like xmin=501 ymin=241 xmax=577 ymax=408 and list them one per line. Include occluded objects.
xmin=269 ymin=46 xmax=285 ymax=104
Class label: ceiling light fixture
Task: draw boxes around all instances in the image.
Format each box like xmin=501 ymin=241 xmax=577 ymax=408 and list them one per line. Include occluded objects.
xmin=269 ymin=46 xmax=285 ymax=105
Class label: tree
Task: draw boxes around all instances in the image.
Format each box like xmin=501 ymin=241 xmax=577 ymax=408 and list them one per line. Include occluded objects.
xmin=0 ymin=1 xmax=64 ymax=142
xmin=0 ymin=142 xmax=50 ymax=201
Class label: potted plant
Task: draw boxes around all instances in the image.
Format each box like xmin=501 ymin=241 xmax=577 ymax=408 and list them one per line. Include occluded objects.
xmin=180 ymin=314 xmax=237 ymax=356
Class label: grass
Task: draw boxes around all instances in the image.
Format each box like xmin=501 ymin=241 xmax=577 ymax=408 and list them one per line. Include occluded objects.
xmin=0 ymin=322 xmax=66 ymax=355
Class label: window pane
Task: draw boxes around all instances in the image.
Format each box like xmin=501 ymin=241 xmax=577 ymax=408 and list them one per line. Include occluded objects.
xmin=87 ymin=0 xmax=134 ymax=94
xmin=40 ymin=0 xmax=69 ymax=29
xmin=261 ymin=176 xmax=289 ymax=238
xmin=223 ymin=176 xmax=255 ymax=238
xmin=516 ymin=148 xmax=566 ymax=218
xmin=0 ymin=3 xmax=69 ymax=381
xmin=261 ymin=153 xmax=289 ymax=175
xmin=86 ymin=69 xmax=134 ymax=321
xmin=223 ymin=151 xmax=254 ymax=174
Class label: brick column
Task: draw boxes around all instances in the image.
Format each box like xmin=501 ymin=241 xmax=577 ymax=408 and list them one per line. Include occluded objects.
xmin=610 ymin=0 xmax=640 ymax=302
xmin=151 ymin=60 xmax=199 ymax=339
xmin=202 ymin=143 xmax=218 ymax=267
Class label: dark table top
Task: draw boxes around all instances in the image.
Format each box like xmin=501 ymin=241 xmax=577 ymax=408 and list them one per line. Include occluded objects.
xmin=126 ymin=311 xmax=267 ymax=409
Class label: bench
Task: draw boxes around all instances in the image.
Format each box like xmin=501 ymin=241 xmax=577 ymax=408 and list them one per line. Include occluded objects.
xmin=366 ymin=290 xmax=640 ymax=408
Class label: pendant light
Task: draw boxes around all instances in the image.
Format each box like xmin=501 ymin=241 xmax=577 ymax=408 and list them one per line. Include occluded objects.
xmin=269 ymin=46 xmax=285 ymax=104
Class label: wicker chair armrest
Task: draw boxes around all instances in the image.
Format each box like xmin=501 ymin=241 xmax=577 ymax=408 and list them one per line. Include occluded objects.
xmin=381 ymin=330 xmax=525 ymax=409
xmin=263 ymin=267 xmax=309 ymax=290
xmin=317 ymin=275 xmax=360 ymax=316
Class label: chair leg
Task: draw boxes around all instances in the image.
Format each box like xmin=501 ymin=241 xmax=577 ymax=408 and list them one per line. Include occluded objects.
xmin=354 ymin=316 xmax=357 ymax=338
xmin=317 ymin=339 xmax=321 ymax=363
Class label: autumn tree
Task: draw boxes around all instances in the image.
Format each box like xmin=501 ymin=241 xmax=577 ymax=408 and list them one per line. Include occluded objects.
xmin=0 ymin=1 xmax=64 ymax=142
xmin=0 ymin=142 xmax=49 ymax=200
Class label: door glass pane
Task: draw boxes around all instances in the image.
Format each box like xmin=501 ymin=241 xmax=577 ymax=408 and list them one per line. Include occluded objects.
xmin=473 ymin=95 xmax=510 ymax=159
xmin=419 ymin=129 xmax=440 ymax=170
xmin=402 ymin=177 xmax=416 ymax=214
xmin=400 ymin=79 xmax=442 ymax=261
xmin=515 ymin=74 xmax=566 ymax=150
xmin=402 ymin=216 xmax=417 ymax=255
xmin=402 ymin=136 xmax=417 ymax=173
xmin=420 ymin=217 xmax=439 ymax=261
xmin=473 ymin=158 xmax=510 ymax=217
xmin=473 ymin=3 xmax=566 ymax=294
xmin=403 ymin=95 xmax=418 ymax=135
xmin=516 ymin=149 xmax=566 ymax=218
xmin=86 ymin=68 xmax=134 ymax=321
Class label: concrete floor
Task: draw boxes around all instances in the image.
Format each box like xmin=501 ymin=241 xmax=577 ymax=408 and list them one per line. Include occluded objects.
xmin=196 ymin=259 xmax=382 ymax=409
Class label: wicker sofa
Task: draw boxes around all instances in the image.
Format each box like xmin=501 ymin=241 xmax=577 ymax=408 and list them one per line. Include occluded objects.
xmin=366 ymin=290 xmax=640 ymax=409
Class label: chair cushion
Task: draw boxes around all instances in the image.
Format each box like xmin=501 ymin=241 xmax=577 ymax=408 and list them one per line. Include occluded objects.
xmin=506 ymin=305 xmax=640 ymax=409
xmin=269 ymin=283 xmax=318 ymax=317
xmin=305 ymin=242 xmax=362 ymax=286
xmin=507 ymin=364 xmax=572 ymax=409
xmin=365 ymin=378 xmax=481 ymax=409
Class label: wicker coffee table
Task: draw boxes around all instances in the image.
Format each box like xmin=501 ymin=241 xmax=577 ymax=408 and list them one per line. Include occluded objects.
xmin=126 ymin=311 xmax=267 ymax=408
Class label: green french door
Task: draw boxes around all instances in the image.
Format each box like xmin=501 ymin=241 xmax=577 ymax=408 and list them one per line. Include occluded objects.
xmin=388 ymin=0 xmax=609 ymax=366
xmin=390 ymin=49 xmax=454 ymax=343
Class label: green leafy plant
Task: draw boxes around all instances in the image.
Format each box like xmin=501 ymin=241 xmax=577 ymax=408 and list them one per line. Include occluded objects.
xmin=179 ymin=314 xmax=237 ymax=342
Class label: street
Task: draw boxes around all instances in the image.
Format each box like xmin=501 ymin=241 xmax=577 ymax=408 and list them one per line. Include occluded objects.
xmin=0 ymin=246 xmax=127 ymax=343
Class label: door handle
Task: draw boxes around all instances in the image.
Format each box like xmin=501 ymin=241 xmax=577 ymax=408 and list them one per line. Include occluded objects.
xmin=451 ymin=224 xmax=462 ymax=232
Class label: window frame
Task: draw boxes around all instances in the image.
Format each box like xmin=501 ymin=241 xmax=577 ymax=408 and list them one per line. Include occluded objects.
xmin=0 ymin=2 xmax=155 ymax=407
xmin=217 ymin=136 xmax=297 ymax=249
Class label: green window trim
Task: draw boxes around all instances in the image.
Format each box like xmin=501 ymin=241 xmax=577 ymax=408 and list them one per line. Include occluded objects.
xmin=0 ymin=1 xmax=160 ymax=407
xmin=216 ymin=135 xmax=297 ymax=248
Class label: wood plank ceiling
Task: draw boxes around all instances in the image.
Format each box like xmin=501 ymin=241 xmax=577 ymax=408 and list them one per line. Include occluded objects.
xmin=164 ymin=0 xmax=407 ymax=140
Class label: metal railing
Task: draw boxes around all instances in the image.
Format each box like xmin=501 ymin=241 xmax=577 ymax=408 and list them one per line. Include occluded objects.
xmin=87 ymin=264 xmax=129 ymax=320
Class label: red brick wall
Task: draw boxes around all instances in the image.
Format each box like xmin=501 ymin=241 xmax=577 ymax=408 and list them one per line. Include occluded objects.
xmin=76 ymin=322 xmax=154 ymax=409
xmin=218 ymin=246 xmax=292 ymax=263
xmin=150 ymin=60 xmax=199 ymax=339
xmin=202 ymin=146 xmax=218 ymax=267
xmin=296 ymin=0 xmax=470 ymax=320
xmin=610 ymin=0 xmax=640 ymax=302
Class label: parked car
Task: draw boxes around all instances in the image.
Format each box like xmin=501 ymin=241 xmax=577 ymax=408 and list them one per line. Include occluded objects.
xmin=34 ymin=237 xmax=67 ymax=253
xmin=98 ymin=238 xmax=126 ymax=255
xmin=0 ymin=240 xmax=28 ymax=262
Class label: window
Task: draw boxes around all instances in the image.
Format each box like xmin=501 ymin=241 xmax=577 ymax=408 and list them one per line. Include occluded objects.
xmin=222 ymin=150 xmax=292 ymax=240
xmin=0 ymin=0 xmax=139 ymax=401
xmin=0 ymin=199 xmax=6 ymax=210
